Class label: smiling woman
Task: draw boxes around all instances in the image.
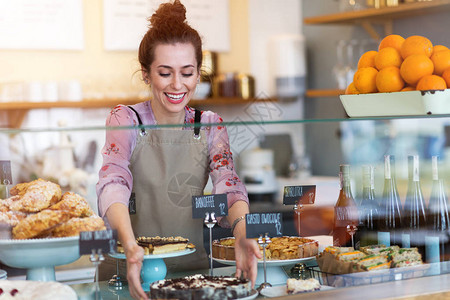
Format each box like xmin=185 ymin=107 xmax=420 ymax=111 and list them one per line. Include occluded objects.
xmin=95 ymin=1 xmax=260 ymax=299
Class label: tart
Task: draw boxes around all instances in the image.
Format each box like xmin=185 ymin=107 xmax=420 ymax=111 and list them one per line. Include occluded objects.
xmin=150 ymin=274 xmax=251 ymax=300
xmin=212 ymin=236 xmax=319 ymax=261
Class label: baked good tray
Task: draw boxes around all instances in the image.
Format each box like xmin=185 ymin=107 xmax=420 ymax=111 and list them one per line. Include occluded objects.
xmin=340 ymin=89 xmax=450 ymax=117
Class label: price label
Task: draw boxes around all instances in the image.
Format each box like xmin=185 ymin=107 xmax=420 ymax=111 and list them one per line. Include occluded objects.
xmin=0 ymin=161 xmax=12 ymax=185
xmin=192 ymin=194 xmax=228 ymax=218
xmin=245 ymin=213 xmax=283 ymax=238
xmin=79 ymin=229 xmax=117 ymax=255
xmin=283 ymin=185 xmax=316 ymax=205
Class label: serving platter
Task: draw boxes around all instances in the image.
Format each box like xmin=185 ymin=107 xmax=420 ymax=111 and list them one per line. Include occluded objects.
xmin=0 ymin=236 xmax=80 ymax=281
xmin=109 ymin=248 xmax=196 ymax=291
xmin=259 ymin=284 xmax=333 ymax=298
xmin=212 ymin=256 xmax=316 ymax=286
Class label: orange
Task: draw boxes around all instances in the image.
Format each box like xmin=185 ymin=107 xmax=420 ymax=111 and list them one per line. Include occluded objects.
xmin=416 ymin=75 xmax=447 ymax=91
xmin=400 ymin=35 xmax=433 ymax=59
xmin=378 ymin=34 xmax=405 ymax=53
xmin=433 ymin=45 xmax=449 ymax=53
xmin=401 ymin=86 xmax=415 ymax=91
xmin=345 ymin=82 xmax=360 ymax=95
xmin=374 ymin=47 xmax=403 ymax=70
xmin=430 ymin=49 xmax=450 ymax=75
xmin=353 ymin=67 xmax=378 ymax=94
xmin=376 ymin=66 xmax=405 ymax=93
xmin=441 ymin=67 xmax=450 ymax=88
xmin=357 ymin=51 xmax=378 ymax=69
xmin=400 ymin=54 xmax=434 ymax=86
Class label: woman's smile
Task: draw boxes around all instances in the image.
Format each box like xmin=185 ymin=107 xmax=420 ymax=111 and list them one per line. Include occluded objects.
xmin=164 ymin=92 xmax=187 ymax=104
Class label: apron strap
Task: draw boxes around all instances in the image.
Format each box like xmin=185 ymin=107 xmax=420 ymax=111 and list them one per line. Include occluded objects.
xmin=128 ymin=106 xmax=146 ymax=136
xmin=194 ymin=109 xmax=201 ymax=139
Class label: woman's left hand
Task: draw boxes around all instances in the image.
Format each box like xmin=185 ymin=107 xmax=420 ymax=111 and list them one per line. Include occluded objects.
xmin=234 ymin=237 xmax=262 ymax=288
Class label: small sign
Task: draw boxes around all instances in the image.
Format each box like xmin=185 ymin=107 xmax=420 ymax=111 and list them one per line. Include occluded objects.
xmin=192 ymin=194 xmax=228 ymax=218
xmin=79 ymin=229 xmax=117 ymax=255
xmin=245 ymin=213 xmax=283 ymax=238
xmin=283 ymin=185 xmax=316 ymax=205
xmin=0 ymin=161 xmax=12 ymax=185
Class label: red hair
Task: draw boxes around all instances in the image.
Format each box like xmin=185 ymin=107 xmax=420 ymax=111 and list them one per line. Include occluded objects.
xmin=138 ymin=0 xmax=203 ymax=72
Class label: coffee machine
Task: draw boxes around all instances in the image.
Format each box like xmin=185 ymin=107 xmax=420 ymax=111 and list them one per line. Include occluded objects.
xmin=239 ymin=148 xmax=278 ymax=202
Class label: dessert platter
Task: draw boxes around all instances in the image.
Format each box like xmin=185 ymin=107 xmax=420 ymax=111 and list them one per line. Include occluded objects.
xmin=0 ymin=280 xmax=77 ymax=300
xmin=0 ymin=179 xmax=107 ymax=281
xmin=259 ymin=278 xmax=333 ymax=298
xmin=212 ymin=236 xmax=319 ymax=285
xmin=110 ymin=236 xmax=196 ymax=291
xmin=149 ymin=274 xmax=258 ymax=300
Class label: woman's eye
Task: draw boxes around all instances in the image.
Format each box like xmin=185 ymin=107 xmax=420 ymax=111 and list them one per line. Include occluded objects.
xmin=159 ymin=73 xmax=170 ymax=77
xmin=182 ymin=73 xmax=194 ymax=77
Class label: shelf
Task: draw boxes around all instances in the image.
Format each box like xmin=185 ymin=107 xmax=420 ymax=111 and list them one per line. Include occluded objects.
xmin=306 ymin=89 xmax=344 ymax=98
xmin=0 ymin=97 xmax=275 ymax=129
xmin=303 ymin=0 xmax=450 ymax=40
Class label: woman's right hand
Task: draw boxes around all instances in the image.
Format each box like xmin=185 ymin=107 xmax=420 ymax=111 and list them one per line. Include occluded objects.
xmin=126 ymin=243 xmax=148 ymax=299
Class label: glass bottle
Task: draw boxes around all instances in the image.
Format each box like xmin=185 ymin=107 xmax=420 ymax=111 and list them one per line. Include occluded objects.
xmin=378 ymin=155 xmax=402 ymax=247
xmin=427 ymin=156 xmax=450 ymax=264
xmin=333 ymin=164 xmax=359 ymax=247
xmin=359 ymin=165 xmax=380 ymax=247
xmin=403 ymin=155 xmax=427 ymax=257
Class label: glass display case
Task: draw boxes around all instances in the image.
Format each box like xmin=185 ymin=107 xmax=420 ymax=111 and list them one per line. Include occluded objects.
xmin=1 ymin=110 xmax=450 ymax=299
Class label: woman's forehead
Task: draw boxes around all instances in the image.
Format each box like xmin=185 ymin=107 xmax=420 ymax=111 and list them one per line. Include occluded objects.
xmin=152 ymin=43 xmax=197 ymax=68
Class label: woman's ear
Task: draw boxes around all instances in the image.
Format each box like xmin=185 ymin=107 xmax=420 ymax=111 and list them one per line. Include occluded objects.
xmin=142 ymin=69 xmax=150 ymax=85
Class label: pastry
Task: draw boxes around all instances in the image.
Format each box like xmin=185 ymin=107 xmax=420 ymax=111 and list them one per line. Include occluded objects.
xmin=50 ymin=216 xmax=106 ymax=237
xmin=136 ymin=236 xmax=194 ymax=255
xmin=8 ymin=179 xmax=62 ymax=213
xmin=150 ymin=274 xmax=251 ymax=300
xmin=212 ymin=236 xmax=319 ymax=261
xmin=48 ymin=192 xmax=94 ymax=218
xmin=286 ymin=278 xmax=321 ymax=294
xmin=12 ymin=209 xmax=72 ymax=239
xmin=0 ymin=280 xmax=77 ymax=300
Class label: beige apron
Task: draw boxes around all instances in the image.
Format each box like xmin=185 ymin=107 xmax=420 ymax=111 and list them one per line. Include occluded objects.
xmin=99 ymin=108 xmax=210 ymax=280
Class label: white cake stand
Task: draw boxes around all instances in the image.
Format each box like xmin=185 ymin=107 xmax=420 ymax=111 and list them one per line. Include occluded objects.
xmin=109 ymin=248 xmax=196 ymax=291
xmin=0 ymin=237 xmax=80 ymax=281
xmin=212 ymin=256 xmax=315 ymax=286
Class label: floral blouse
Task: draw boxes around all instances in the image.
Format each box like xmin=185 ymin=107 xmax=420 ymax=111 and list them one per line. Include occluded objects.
xmin=96 ymin=101 xmax=248 ymax=225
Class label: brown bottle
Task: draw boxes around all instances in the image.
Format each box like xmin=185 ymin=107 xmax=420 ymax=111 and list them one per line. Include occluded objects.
xmin=333 ymin=164 xmax=359 ymax=247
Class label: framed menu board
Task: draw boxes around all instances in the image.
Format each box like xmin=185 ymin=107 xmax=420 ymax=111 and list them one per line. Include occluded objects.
xmin=103 ymin=0 xmax=230 ymax=52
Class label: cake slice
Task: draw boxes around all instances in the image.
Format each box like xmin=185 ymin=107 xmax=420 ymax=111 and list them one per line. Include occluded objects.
xmin=286 ymin=278 xmax=321 ymax=294
xmin=136 ymin=236 xmax=193 ymax=255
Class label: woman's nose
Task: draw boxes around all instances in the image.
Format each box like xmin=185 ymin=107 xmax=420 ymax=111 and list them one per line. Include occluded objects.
xmin=171 ymin=75 xmax=183 ymax=89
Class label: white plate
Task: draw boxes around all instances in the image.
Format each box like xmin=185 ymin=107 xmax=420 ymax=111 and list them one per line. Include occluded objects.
xmin=259 ymin=285 xmax=333 ymax=298
xmin=212 ymin=256 xmax=315 ymax=267
xmin=340 ymin=89 xmax=450 ymax=117
xmin=109 ymin=248 xmax=196 ymax=260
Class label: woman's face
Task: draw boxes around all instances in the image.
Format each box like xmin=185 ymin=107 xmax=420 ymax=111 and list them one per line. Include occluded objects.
xmin=145 ymin=43 xmax=199 ymax=115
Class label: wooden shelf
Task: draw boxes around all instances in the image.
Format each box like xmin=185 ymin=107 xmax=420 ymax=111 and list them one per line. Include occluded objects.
xmin=0 ymin=97 xmax=275 ymax=128
xmin=304 ymin=0 xmax=450 ymax=39
xmin=306 ymin=89 xmax=344 ymax=98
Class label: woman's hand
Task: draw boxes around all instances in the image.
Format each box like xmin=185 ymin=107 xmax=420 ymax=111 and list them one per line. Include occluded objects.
xmin=126 ymin=243 xmax=148 ymax=300
xmin=234 ymin=237 xmax=262 ymax=289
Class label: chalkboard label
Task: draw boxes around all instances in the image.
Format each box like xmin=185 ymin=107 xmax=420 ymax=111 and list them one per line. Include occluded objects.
xmin=0 ymin=161 xmax=12 ymax=185
xmin=245 ymin=213 xmax=283 ymax=238
xmin=79 ymin=229 xmax=117 ymax=255
xmin=283 ymin=185 xmax=316 ymax=205
xmin=192 ymin=194 xmax=228 ymax=219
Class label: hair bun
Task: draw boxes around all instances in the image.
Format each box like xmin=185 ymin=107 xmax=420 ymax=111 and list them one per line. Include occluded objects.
xmin=150 ymin=0 xmax=187 ymax=29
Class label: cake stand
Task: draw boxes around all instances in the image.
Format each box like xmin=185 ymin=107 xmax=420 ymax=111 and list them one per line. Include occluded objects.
xmin=0 ymin=236 xmax=80 ymax=281
xmin=109 ymin=248 xmax=196 ymax=291
xmin=212 ymin=256 xmax=316 ymax=286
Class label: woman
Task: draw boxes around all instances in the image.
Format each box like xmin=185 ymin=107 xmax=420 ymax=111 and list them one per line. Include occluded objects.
xmin=96 ymin=1 xmax=260 ymax=299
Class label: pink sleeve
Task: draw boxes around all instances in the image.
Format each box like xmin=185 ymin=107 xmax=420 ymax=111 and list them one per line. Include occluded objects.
xmin=96 ymin=105 xmax=138 ymax=218
xmin=204 ymin=111 xmax=249 ymax=227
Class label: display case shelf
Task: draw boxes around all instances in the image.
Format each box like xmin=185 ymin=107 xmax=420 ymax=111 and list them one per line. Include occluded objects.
xmin=303 ymin=0 xmax=450 ymax=40
xmin=0 ymin=97 xmax=274 ymax=128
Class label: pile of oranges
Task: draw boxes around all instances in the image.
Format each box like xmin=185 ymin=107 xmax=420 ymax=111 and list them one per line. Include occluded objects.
xmin=345 ymin=34 xmax=450 ymax=95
